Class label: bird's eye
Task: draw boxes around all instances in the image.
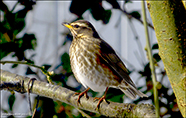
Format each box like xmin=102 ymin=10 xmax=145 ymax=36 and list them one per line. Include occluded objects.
xmin=74 ymin=25 xmax=79 ymax=28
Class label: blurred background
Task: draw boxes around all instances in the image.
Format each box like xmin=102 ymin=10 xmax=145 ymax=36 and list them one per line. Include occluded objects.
xmin=0 ymin=0 xmax=182 ymax=117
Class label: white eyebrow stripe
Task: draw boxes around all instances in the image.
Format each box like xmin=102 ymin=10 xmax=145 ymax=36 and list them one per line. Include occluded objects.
xmin=71 ymin=23 xmax=87 ymax=27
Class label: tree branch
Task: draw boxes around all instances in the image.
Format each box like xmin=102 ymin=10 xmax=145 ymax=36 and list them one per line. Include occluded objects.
xmin=119 ymin=9 xmax=154 ymax=29
xmin=0 ymin=69 xmax=155 ymax=117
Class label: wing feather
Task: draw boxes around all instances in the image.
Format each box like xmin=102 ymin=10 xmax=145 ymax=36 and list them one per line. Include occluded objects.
xmin=99 ymin=40 xmax=136 ymax=88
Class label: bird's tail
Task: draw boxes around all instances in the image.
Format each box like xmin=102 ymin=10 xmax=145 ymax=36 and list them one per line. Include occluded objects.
xmin=119 ymin=81 xmax=148 ymax=99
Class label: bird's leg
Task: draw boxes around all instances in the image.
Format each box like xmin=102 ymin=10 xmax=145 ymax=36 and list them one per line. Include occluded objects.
xmin=74 ymin=87 xmax=90 ymax=104
xmin=94 ymin=87 xmax=109 ymax=109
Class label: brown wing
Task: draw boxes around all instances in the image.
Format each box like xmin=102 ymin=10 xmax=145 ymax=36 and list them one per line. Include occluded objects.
xmin=99 ymin=39 xmax=137 ymax=88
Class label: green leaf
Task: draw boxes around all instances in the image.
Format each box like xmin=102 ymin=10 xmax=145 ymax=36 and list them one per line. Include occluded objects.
xmin=18 ymin=0 xmax=36 ymax=8
xmin=106 ymin=88 xmax=123 ymax=102
xmin=102 ymin=10 xmax=112 ymax=24
xmin=26 ymin=67 xmax=36 ymax=75
xmin=70 ymin=0 xmax=91 ymax=17
xmin=5 ymin=8 xmax=28 ymax=36
xmin=13 ymin=17 xmax=25 ymax=35
xmin=61 ymin=53 xmax=71 ymax=73
xmin=138 ymin=63 xmax=151 ymax=78
xmin=0 ymin=24 xmax=11 ymax=43
xmin=109 ymin=94 xmax=123 ymax=102
xmin=153 ymin=53 xmax=161 ymax=62
xmin=21 ymin=33 xmax=37 ymax=51
xmin=0 ymin=42 xmax=18 ymax=60
xmin=129 ymin=11 xmax=141 ymax=19
xmin=152 ymin=43 xmax=159 ymax=49
xmin=90 ymin=2 xmax=112 ymax=24
xmin=0 ymin=50 xmax=11 ymax=60
xmin=12 ymin=64 xmax=18 ymax=68
xmin=25 ymin=59 xmax=34 ymax=64
xmin=8 ymin=94 xmax=15 ymax=111
xmin=106 ymin=0 xmax=120 ymax=9
xmin=0 ymin=1 xmax=9 ymax=12
xmin=124 ymin=0 xmax=132 ymax=4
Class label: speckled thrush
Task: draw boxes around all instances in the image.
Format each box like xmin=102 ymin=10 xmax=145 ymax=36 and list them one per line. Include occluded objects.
xmin=62 ymin=20 xmax=148 ymax=108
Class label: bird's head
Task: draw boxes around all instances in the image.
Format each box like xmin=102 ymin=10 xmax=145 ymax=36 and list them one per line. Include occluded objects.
xmin=62 ymin=20 xmax=99 ymax=38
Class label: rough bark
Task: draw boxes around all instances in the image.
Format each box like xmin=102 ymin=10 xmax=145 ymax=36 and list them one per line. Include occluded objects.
xmin=0 ymin=69 xmax=155 ymax=117
xmin=147 ymin=0 xmax=186 ymax=117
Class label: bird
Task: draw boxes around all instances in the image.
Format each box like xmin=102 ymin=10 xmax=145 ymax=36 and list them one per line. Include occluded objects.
xmin=62 ymin=20 xmax=148 ymax=108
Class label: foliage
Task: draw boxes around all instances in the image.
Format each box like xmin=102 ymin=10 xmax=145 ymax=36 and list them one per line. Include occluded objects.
xmin=0 ymin=0 xmax=182 ymax=118
xmin=8 ymin=94 xmax=15 ymax=111
xmin=0 ymin=0 xmax=36 ymax=61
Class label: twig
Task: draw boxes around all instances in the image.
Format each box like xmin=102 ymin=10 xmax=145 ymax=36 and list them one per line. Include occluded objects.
xmin=141 ymin=1 xmax=159 ymax=117
xmin=119 ymin=8 xmax=154 ymax=29
xmin=75 ymin=108 xmax=91 ymax=118
xmin=27 ymin=78 xmax=37 ymax=115
xmin=32 ymin=95 xmax=40 ymax=118
xmin=0 ymin=61 xmax=53 ymax=84
xmin=128 ymin=20 xmax=146 ymax=65
xmin=11 ymin=1 xmax=19 ymax=12
xmin=134 ymin=51 xmax=144 ymax=66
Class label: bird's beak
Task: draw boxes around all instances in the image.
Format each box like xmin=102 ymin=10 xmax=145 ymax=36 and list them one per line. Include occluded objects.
xmin=62 ymin=22 xmax=73 ymax=29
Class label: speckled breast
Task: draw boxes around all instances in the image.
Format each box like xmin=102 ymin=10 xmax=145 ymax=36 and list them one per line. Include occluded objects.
xmin=69 ymin=37 xmax=118 ymax=92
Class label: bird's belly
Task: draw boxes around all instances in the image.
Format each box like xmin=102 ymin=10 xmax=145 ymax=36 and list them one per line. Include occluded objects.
xmin=71 ymin=52 xmax=113 ymax=92
xmin=75 ymin=69 xmax=107 ymax=92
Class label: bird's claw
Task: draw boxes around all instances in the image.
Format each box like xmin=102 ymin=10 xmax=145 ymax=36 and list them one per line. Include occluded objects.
xmin=74 ymin=88 xmax=90 ymax=105
xmin=94 ymin=96 xmax=106 ymax=110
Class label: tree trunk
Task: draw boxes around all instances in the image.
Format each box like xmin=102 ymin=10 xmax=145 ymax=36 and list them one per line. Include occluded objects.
xmin=147 ymin=0 xmax=186 ymax=117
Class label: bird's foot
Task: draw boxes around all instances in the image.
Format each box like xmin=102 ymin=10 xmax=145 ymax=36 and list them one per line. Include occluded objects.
xmin=94 ymin=95 xmax=107 ymax=110
xmin=94 ymin=87 xmax=109 ymax=110
xmin=74 ymin=88 xmax=90 ymax=105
